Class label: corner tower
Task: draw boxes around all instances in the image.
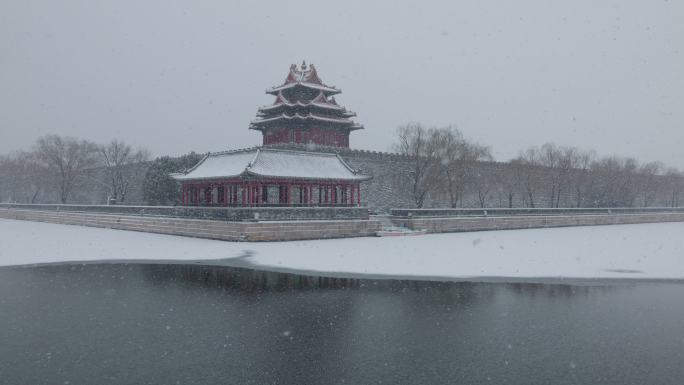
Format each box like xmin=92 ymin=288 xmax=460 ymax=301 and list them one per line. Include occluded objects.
xmin=250 ymin=62 xmax=363 ymax=148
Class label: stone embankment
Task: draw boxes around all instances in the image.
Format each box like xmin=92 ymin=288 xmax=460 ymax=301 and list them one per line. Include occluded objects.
xmin=0 ymin=207 xmax=380 ymax=241
xmin=390 ymin=207 xmax=684 ymax=233
xmin=2 ymin=204 xmax=684 ymax=242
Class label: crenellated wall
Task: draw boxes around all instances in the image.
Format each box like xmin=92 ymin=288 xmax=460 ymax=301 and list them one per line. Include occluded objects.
xmin=6 ymin=143 xmax=678 ymax=211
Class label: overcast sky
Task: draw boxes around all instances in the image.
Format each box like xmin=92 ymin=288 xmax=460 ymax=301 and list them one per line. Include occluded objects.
xmin=1 ymin=0 xmax=682 ymax=167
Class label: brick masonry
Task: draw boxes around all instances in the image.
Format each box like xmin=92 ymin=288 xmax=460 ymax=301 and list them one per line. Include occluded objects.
xmin=4 ymin=206 xmax=684 ymax=242
xmin=0 ymin=208 xmax=381 ymax=242
xmin=0 ymin=203 xmax=370 ymax=221
xmin=392 ymin=212 xmax=684 ymax=233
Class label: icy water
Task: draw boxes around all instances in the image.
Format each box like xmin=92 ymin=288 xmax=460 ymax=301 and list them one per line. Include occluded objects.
xmin=1 ymin=264 xmax=683 ymax=385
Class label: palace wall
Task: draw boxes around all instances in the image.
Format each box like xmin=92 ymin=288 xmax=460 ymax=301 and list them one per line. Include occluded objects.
xmin=7 ymin=144 xmax=676 ymax=211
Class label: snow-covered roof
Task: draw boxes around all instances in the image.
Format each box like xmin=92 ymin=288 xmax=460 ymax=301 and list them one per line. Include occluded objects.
xmin=172 ymin=148 xmax=370 ymax=182
xmin=250 ymin=112 xmax=361 ymax=126
xmin=267 ymin=81 xmax=340 ymax=95
xmin=258 ymin=100 xmax=347 ymax=112
xmin=270 ymin=62 xmax=340 ymax=94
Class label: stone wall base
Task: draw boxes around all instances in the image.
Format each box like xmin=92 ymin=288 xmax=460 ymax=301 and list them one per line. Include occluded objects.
xmin=3 ymin=208 xmax=684 ymax=242
xmin=0 ymin=209 xmax=381 ymax=242
xmin=392 ymin=213 xmax=684 ymax=233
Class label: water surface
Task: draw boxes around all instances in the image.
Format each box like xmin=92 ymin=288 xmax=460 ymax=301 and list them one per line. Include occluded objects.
xmin=1 ymin=263 xmax=683 ymax=385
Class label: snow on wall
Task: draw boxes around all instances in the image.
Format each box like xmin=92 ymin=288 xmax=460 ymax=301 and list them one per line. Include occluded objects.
xmin=15 ymin=144 xmax=677 ymax=210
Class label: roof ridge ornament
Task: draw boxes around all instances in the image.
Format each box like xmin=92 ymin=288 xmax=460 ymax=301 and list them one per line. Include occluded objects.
xmin=247 ymin=148 xmax=260 ymax=169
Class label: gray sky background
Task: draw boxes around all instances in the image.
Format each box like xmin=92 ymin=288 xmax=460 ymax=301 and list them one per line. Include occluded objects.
xmin=1 ymin=0 xmax=682 ymax=167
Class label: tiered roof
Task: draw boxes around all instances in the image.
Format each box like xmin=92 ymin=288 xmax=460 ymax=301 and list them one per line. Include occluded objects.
xmin=266 ymin=62 xmax=340 ymax=95
xmin=250 ymin=62 xmax=363 ymax=134
xmin=172 ymin=147 xmax=370 ymax=182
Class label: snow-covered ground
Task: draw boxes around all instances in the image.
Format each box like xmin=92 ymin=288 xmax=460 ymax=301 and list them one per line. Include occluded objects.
xmin=1 ymin=218 xmax=683 ymax=281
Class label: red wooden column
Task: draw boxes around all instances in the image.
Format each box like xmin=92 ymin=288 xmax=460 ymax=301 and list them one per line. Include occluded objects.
xmin=358 ymin=184 xmax=362 ymax=206
xmin=350 ymin=184 xmax=354 ymax=207
xmin=255 ymin=182 xmax=260 ymax=206
xmin=249 ymin=182 xmax=254 ymax=207
xmin=224 ymin=184 xmax=229 ymax=206
xmin=346 ymin=184 xmax=349 ymax=206
xmin=185 ymin=184 xmax=189 ymax=206
xmin=250 ymin=183 xmax=254 ymax=206
xmin=345 ymin=184 xmax=350 ymax=206
xmin=330 ymin=184 xmax=334 ymax=206
xmin=254 ymin=183 xmax=259 ymax=206
xmin=329 ymin=184 xmax=333 ymax=206
xmin=186 ymin=184 xmax=190 ymax=205
xmin=245 ymin=182 xmax=250 ymax=207
xmin=287 ymin=182 xmax=292 ymax=206
xmin=204 ymin=183 xmax=209 ymax=206
xmin=200 ymin=183 xmax=204 ymax=206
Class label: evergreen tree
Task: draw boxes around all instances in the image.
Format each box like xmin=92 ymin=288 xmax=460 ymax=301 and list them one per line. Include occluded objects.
xmin=142 ymin=152 xmax=202 ymax=205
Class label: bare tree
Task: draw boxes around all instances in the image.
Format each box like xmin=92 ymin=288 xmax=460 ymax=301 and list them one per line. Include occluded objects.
xmin=99 ymin=140 xmax=150 ymax=204
xmin=16 ymin=151 xmax=49 ymax=203
xmin=435 ymin=126 xmax=492 ymax=207
xmin=34 ymin=135 xmax=99 ymax=204
xmin=394 ymin=123 xmax=442 ymax=208
xmin=472 ymin=171 xmax=492 ymax=208
xmin=514 ymin=149 xmax=544 ymax=208
xmin=588 ymin=156 xmax=640 ymax=207
xmin=519 ymin=143 xmax=580 ymax=208
xmin=0 ymin=151 xmax=51 ymax=203
xmin=0 ymin=155 xmax=22 ymax=202
xmin=499 ymin=162 xmax=522 ymax=208
xmin=637 ymin=161 xmax=663 ymax=207
xmin=664 ymin=168 xmax=684 ymax=207
xmin=570 ymin=150 xmax=595 ymax=208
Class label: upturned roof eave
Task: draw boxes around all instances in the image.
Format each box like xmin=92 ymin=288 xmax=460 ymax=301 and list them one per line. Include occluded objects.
xmin=243 ymin=169 xmax=370 ymax=182
xmin=266 ymin=82 xmax=341 ymax=95
xmin=177 ymin=171 xmax=369 ymax=182
xmin=249 ymin=114 xmax=358 ymax=126
xmin=257 ymin=101 xmax=347 ymax=112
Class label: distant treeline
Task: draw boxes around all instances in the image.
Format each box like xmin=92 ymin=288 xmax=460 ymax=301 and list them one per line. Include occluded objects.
xmin=394 ymin=124 xmax=684 ymax=208
xmin=0 ymin=135 xmax=151 ymax=204
xmin=1 ymin=130 xmax=683 ymax=209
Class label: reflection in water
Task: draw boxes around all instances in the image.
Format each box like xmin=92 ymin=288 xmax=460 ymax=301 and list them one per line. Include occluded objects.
xmin=0 ymin=263 xmax=683 ymax=385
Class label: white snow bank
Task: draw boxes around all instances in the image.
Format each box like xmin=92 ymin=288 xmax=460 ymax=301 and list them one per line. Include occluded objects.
xmin=1 ymin=218 xmax=683 ymax=280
